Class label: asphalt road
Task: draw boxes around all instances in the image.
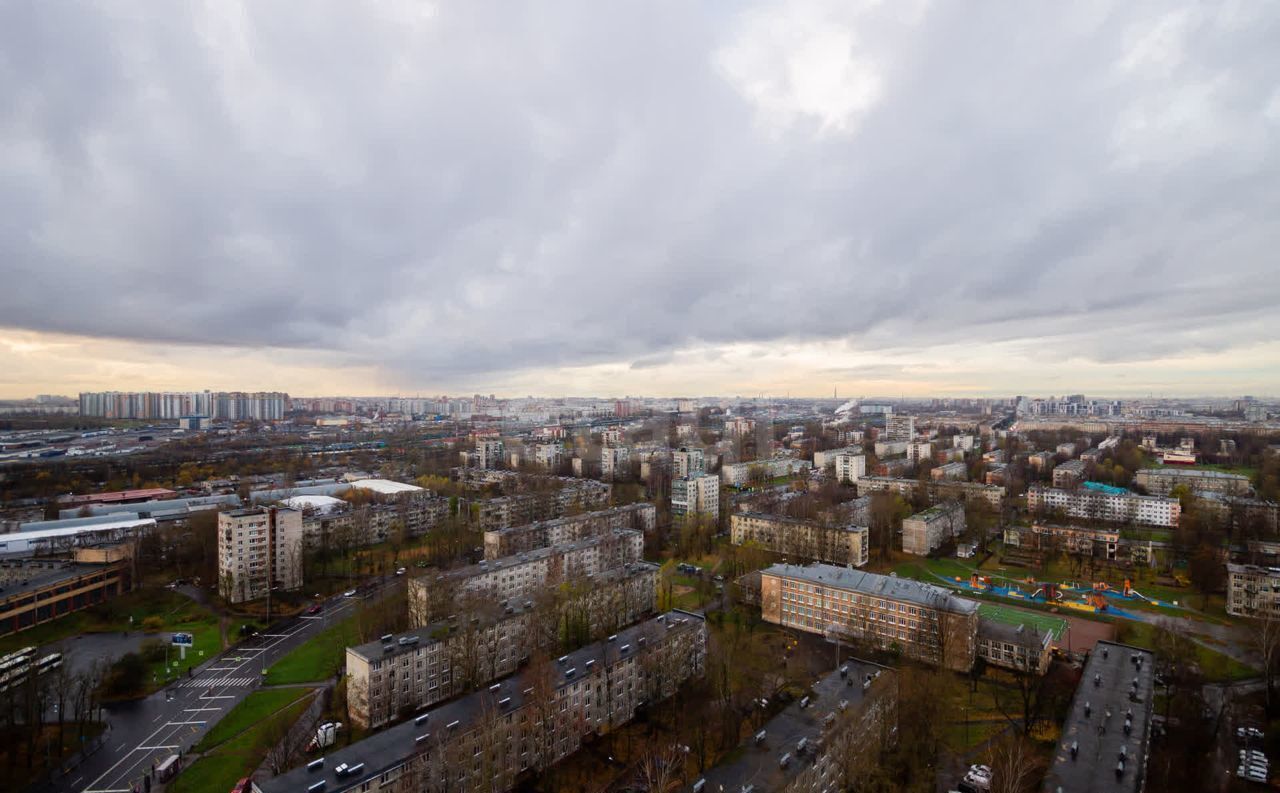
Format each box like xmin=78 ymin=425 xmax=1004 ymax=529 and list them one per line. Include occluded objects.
xmin=35 ymin=580 xmax=397 ymax=793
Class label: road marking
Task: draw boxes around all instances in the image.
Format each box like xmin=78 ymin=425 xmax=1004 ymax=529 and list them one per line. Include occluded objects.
xmin=199 ymin=695 xmax=236 ymax=700
xmin=136 ymin=745 xmax=180 ymax=751
xmin=71 ymin=776 xmax=83 ymax=786
xmin=184 ymin=707 xmax=221 ymax=712
xmin=261 ymin=633 xmax=289 ymax=638
xmin=166 ymin=720 xmax=207 ymax=726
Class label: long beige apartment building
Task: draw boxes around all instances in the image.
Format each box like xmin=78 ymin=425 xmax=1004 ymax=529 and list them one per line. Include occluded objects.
xmin=354 ymin=561 xmax=659 ymax=729
xmin=730 ymin=512 xmax=868 ymax=567
xmin=258 ymin=611 xmax=707 ymax=793
xmin=483 ymin=503 xmax=656 ymax=560
xmin=409 ymin=530 xmax=644 ymax=623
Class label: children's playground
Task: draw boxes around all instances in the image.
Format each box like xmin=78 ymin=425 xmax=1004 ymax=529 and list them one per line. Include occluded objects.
xmin=935 ymin=570 xmax=1184 ymax=623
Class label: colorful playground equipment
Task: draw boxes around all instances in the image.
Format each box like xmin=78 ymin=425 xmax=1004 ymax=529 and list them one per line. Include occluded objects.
xmin=944 ymin=569 xmax=1182 ymax=616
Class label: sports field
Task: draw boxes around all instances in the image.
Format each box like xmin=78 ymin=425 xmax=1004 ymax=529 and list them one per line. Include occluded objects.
xmin=978 ymin=603 xmax=1068 ymax=640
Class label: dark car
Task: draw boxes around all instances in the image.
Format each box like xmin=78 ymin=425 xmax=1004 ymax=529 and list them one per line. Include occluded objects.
xmin=307 ymin=605 xmax=322 ymax=615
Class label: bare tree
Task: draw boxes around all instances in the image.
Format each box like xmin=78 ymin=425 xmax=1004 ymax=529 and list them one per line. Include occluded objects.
xmin=984 ymin=733 xmax=1040 ymax=793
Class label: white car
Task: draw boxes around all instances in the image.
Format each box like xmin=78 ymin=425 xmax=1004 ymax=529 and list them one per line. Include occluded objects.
xmin=343 ymin=589 xmax=357 ymax=597
xmin=396 ymin=567 xmax=407 ymax=576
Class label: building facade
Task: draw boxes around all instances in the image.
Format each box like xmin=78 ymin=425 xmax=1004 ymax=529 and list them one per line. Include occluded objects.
xmin=672 ymin=447 xmax=706 ymax=479
xmin=901 ymin=502 xmax=966 ymax=556
xmin=730 ymin=513 xmax=868 ymax=567
xmin=671 ymin=474 xmax=720 ymax=523
xmin=834 ymin=452 xmax=866 ymax=485
xmin=720 ymin=457 xmax=811 ymax=487
xmin=0 ymin=557 xmax=131 ymax=637
xmin=1134 ymin=467 xmax=1252 ymax=497
xmin=257 ymin=611 xmax=708 ymax=793
xmin=600 ymin=445 xmax=631 ymax=481
xmin=760 ymin=563 xmax=978 ymax=672
xmin=1227 ymin=563 xmax=1280 ymax=617
xmin=1027 ymin=486 xmax=1181 ymax=527
xmin=976 ymin=619 xmax=1052 ymax=675
xmin=409 ymin=531 xmax=645 ymax=623
xmin=217 ymin=507 xmax=304 ymax=604
xmin=482 ymin=503 xmax=656 ymax=560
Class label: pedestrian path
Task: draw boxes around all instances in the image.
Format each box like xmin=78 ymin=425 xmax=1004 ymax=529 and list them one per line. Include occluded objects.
xmin=178 ymin=675 xmax=257 ymax=688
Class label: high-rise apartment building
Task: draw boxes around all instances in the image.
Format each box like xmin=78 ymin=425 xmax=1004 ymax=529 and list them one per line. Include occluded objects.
xmin=672 ymin=447 xmax=706 ymax=479
xmin=834 ymin=452 xmax=866 ymax=485
xmin=600 ymin=445 xmax=631 ymax=481
xmin=476 ymin=439 xmax=506 ymax=470
xmin=884 ymin=414 xmax=916 ymax=441
xmin=671 ymin=473 xmax=720 ymax=523
xmin=217 ymin=507 xmax=303 ymax=604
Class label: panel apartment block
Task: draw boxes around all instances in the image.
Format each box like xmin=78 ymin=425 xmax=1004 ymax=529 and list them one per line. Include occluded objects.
xmin=409 ymin=530 xmax=645 ymax=624
xmin=257 ymin=611 xmax=707 ymax=793
xmin=730 ymin=512 xmax=868 ymax=567
xmin=483 ymin=503 xmax=656 ymax=560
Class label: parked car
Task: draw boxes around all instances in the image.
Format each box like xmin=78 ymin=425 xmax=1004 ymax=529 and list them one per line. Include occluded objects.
xmin=307 ymin=605 xmax=322 ymax=615
xmin=343 ymin=589 xmax=357 ymax=597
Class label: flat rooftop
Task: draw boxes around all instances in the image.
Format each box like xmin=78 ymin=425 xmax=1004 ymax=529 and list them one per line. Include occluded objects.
xmin=0 ymin=562 xmax=116 ymax=602
xmin=258 ymin=610 xmax=705 ymax=793
xmin=1042 ymin=640 xmax=1155 ymax=793
xmin=762 ymin=563 xmax=978 ymax=615
xmin=691 ymin=660 xmax=889 ymax=793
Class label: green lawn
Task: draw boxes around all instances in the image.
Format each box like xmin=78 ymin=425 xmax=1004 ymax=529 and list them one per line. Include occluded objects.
xmin=264 ymin=616 xmax=359 ymax=685
xmin=145 ymin=616 xmax=223 ymax=687
xmin=170 ymin=692 xmax=314 ymax=793
xmin=196 ymin=688 xmax=312 ymax=753
xmin=978 ymin=603 xmax=1067 ymax=640
xmin=1116 ymin=621 xmax=1257 ymax=681
xmin=0 ymin=587 xmax=221 ymax=656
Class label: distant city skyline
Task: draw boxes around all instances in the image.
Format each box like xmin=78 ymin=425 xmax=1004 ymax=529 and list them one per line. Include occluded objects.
xmin=3 ymin=4 xmax=1279 ymax=401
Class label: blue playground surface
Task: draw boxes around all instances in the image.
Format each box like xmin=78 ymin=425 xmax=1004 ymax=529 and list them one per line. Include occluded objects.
xmin=925 ymin=569 xmax=1182 ymax=624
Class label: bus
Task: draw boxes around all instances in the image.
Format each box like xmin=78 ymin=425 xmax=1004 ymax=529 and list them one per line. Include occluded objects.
xmin=0 ymin=646 xmax=34 ymax=676
xmin=36 ymin=653 xmax=62 ymax=675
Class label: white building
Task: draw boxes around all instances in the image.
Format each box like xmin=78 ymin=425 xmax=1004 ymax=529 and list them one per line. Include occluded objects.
xmin=719 ymin=457 xmax=810 ymax=487
xmin=907 ymin=441 xmax=933 ymax=464
xmin=672 ymin=447 xmax=706 ymax=479
xmin=476 ymin=439 xmax=505 ymax=470
xmin=533 ymin=443 xmax=564 ymax=471
xmin=953 ymin=434 xmax=976 ymax=451
xmin=813 ymin=445 xmax=862 ymax=470
xmin=884 ymin=414 xmax=916 ymax=441
xmin=834 ymin=452 xmax=866 ymax=485
xmin=600 ymin=445 xmax=631 ymax=481
xmin=672 ymin=474 xmax=720 ymax=523
xmin=1027 ymin=486 xmax=1181 ymax=528
xmin=874 ymin=439 xmax=908 ymax=458
xmin=217 ymin=507 xmax=303 ymax=604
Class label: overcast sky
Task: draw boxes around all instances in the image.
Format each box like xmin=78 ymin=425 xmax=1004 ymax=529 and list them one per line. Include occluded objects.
xmin=3 ymin=1 xmax=1279 ymax=399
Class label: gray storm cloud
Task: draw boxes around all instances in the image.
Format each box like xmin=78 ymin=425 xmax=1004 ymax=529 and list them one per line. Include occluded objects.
xmin=1 ymin=1 xmax=1278 ymax=384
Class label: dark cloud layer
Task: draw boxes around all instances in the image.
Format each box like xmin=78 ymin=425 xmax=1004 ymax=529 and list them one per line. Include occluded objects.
xmin=2 ymin=1 xmax=1278 ymax=387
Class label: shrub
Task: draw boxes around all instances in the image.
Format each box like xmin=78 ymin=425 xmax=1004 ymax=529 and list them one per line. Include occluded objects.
xmin=140 ymin=638 xmax=167 ymax=662
xmin=102 ymin=652 xmax=148 ymax=697
xmin=141 ymin=615 xmax=165 ymax=632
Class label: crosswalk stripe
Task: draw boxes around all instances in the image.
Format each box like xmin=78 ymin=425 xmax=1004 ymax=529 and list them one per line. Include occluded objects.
xmin=181 ymin=676 xmax=256 ymax=688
